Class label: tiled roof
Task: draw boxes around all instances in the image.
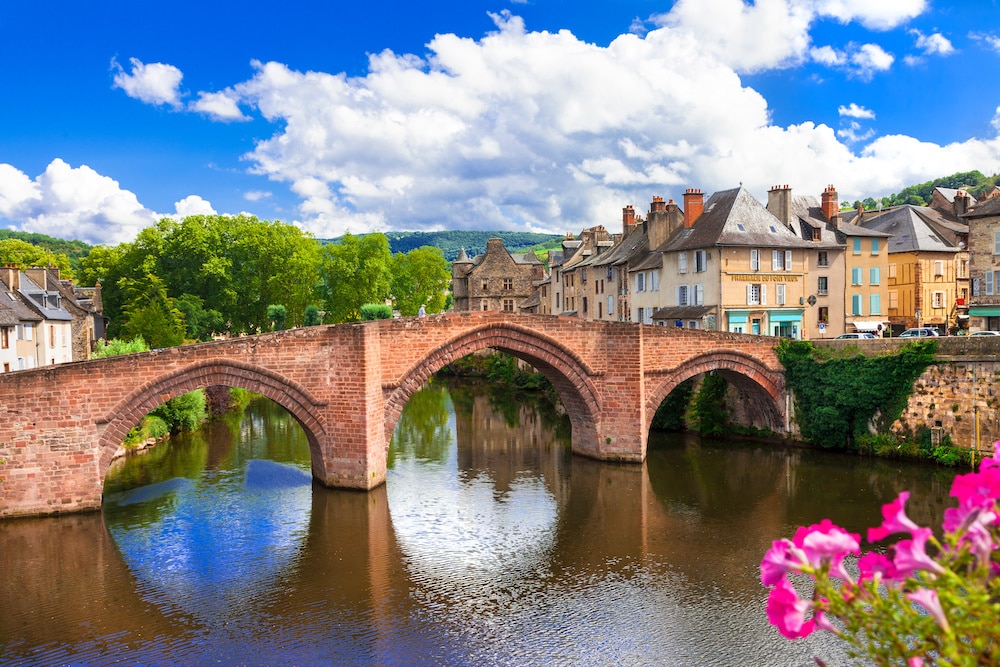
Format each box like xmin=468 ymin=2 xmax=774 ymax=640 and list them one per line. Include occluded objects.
xmin=964 ymin=194 xmax=1000 ymax=218
xmin=652 ymin=305 xmax=713 ymax=320
xmin=858 ymin=205 xmax=958 ymax=253
xmin=659 ymin=187 xmax=814 ymax=251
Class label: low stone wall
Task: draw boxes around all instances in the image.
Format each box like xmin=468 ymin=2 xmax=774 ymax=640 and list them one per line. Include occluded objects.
xmin=813 ymin=336 xmax=1000 ymax=454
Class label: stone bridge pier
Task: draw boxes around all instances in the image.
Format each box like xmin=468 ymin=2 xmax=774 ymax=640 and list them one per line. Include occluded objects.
xmin=0 ymin=313 xmax=789 ymax=518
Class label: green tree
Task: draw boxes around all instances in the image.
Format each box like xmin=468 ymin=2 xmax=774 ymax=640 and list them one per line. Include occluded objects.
xmin=320 ymin=233 xmax=392 ymax=322
xmin=0 ymin=238 xmax=75 ymax=280
xmin=267 ymin=304 xmax=287 ymax=330
xmin=91 ymin=336 xmax=149 ymax=358
xmin=117 ymin=273 xmax=186 ymax=348
xmin=303 ymin=304 xmax=322 ymax=326
xmin=390 ymin=245 xmax=451 ymax=316
xmin=174 ymin=293 xmax=224 ymax=341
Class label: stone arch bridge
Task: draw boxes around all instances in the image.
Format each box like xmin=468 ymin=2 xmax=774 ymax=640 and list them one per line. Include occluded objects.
xmin=0 ymin=312 xmax=788 ymax=518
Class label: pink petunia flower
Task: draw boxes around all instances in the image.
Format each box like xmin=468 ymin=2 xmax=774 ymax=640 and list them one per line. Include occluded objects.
xmin=858 ymin=551 xmax=899 ymax=583
xmin=766 ymin=577 xmax=816 ymax=639
xmin=906 ymin=588 xmax=951 ymax=634
xmin=868 ymin=491 xmax=921 ymax=542
xmin=760 ymin=538 xmax=809 ymax=586
xmin=893 ymin=528 xmax=947 ymax=578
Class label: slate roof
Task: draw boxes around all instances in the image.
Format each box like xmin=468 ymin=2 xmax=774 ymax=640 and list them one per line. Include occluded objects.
xmin=658 ymin=187 xmax=814 ymax=252
xmin=858 ymin=205 xmax=958 ymax=254
xmin=0 ymin=277 xmax=42 ymax=323
xmin=652 ymin=305 xmax=714 ymax=320
xmin=16 ymin=273 xmax=73 ymax=321
xmin=935 ymin=187 xmax=978 ymax=206
xmin=963 ymin=195 xmax=1000 ymax=219
xmin=590 ymin=223 xmax=649 ymax=268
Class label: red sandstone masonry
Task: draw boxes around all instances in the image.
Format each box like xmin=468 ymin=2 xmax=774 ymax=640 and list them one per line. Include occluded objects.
xmin=0 ymin=314 xmax=789 ymax=518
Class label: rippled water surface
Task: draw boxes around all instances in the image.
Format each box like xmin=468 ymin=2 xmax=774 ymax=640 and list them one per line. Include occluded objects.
xmin=0 ymin=382 xmax=956 ymax=666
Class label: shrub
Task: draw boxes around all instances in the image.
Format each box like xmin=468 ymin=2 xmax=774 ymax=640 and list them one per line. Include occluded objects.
xmin=360 ymin=303 xmax=392 ymax=320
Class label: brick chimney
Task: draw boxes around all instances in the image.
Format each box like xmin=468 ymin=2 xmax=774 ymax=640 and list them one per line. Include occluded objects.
xmin=1 ymin=264 xmax=20 ymax=291
xmin=622 ymin=205 xmax=636 ymax=235
xmin=682 ymin=188 xmax=704 ymax=228
xmin=647 ymin=196 xmax=673 ymax=249
xmin=821 ymin=185 xmax=839 ymax=223
xmin=954 ymin=189 xmax=970 ymax=217
xmin=767 ymin=184 xmax=793 ymax=228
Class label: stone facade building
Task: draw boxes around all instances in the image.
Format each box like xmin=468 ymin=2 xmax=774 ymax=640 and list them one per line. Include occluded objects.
xmin=452 ymin=238 xmax=545 ymax=313
xmin=965 ymin=194 xmax=1000 ymax=330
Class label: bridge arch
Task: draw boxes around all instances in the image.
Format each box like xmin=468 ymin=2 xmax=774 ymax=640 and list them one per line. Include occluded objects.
xmin=96 ymin=359 xmax=328 ymax=483
xmin=383 ymin=323 xmax=602 ymax=448
xmin=644 ymin=351 xmax=787 ymax=434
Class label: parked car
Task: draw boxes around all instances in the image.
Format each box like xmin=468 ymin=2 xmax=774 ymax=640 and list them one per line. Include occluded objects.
xmin=835 ymin=332 xmax=877 ymax=339
xmin=971 ymin=330 xmax=1000 ymax=336
xmin=898 ymin=328 xmax=940 ymax=338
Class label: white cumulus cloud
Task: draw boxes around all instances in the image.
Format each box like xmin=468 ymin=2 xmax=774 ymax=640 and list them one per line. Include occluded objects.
xmin=111 ymin=57 xmax=184 ymax=108
xmin=191 ymin=90 xmax=249 ymax=122
xmin=838 ymin=103 xmax=876 ymax=119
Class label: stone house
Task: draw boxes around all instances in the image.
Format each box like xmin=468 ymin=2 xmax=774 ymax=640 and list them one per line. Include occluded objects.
xmin=964 ymin=194 xmax=1000 ymax=331
xmin=451 ymin=238 xmax=546 ymax=313
xmin=0 ymin=267 xmax=72 ymax=368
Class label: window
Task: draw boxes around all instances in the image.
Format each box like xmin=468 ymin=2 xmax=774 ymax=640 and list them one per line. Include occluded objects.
xmin=481 ymin=299 xmax=489 ymax=311
xmin=889 ymin=290 xmax=899 ymax=310
xmin=694 ymin=283 xmax=704 ymax=306
xmin=818 ymin=306 xmax=829 ymax=324
xmin=871 ymin=238 xmax=880 ymax=255
xmin=853 ymin=238 xmax=862 ymax=255
xmin=49 ymin=325 xmax=55 ymax=348
xmin=503 ymin=278 xmax=513 ymax=290
xmin=771 ymin=250 xmax=792 ymax=271
xmin=747 ymin=283 xmax=766 ymax=305
xmin=852 ymin=267 xmax=862 ymax=285
xmin=677 ymin=285 xmax=689 ymax=306
xmin=776 ymin=283 xmax=786 ymax=305
xmin=817 ymin=276 xmax=828 ymax=295
xmin=811 ymin=227 xmax=821 ymax=241
xmin=958 ymin=259 xmax=969 ymax=279
xmin=888 ymin=263 xmax=897 ymax=279
xmin=852 ymin=294 xmax=863 ymax=315
xmin=933 ymin=260 xmax=944 ymax=277
xmin=608 ymin=296 xmax=613 ymax=315
xmin=817 ymin=251 xmax=829 ymax=267
xmin=598 ymin=301 xmax=602 ymax=318
xmin=481 ymin=279 xmax=489 ymax=291
xmin=870 ymin=267 xmax=881 ymax=285
xmin=582 ymin=297 xmax=588 ymax=314
xmin=636 ymin=273 xmax=646 ymax=292
xmin=870 ymin=294 xmax=881 ymax=315
xmin=994 ymin=230 xmax=1000 ymax=255
xmin=678 ymin=252 xmax=688 ymax=274
xmin=932 ymin=291 xmax=945 ymax=309
xmin=694 ymin=250 xmax=707 ymax=272
xmin=556 ymin=293 xmax=561 ymax=309
xmin=750 ymin=249 xmax=760 ymax=271
xmin=650 ymin=270 xmax=659 ymax=291
xmin=988 ymin=271 xmax=995 ymax=296
xmin=1 ymin=327 xmax=8 ymax=349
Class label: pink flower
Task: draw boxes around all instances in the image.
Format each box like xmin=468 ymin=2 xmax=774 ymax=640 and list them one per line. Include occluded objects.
xmin=766 ymin=577 xmax=815 ymax=639
xmin=893 ymin=528 xmax=946 ymax=578
xmin=760 ymin=538 xmax=809 ymax=586
xmin=813 ymin=607 xmax=841 ymax=636
xmin=908 ymin=658 xmax=923 ymax=667
xmin=794 ymin=519 xmax=860 ymax=563
xmin=868 ymin=491 xmax=921 ymax=542
xmin=858 ymin=551 xmax=899 ymax=583
xmin=906 ymin=588 xmax=950 ymax=634
xmin=950 ymin=466 xmax=1000 ymax=504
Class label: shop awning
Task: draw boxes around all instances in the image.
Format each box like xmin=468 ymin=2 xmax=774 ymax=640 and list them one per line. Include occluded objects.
xmin=851 ymin=320 xmax=888 ymax=333
xmin=969 ymin=307 xmax=1000 ymax=317
xmin=769 ymin=311 xmax=804 ymax=323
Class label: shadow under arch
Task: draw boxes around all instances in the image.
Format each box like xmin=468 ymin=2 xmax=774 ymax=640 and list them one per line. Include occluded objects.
xmin=96 ymin=359 xmax=328 ymax=485
xmin=384 ymin=323 xmax=601 ymax=448
xmin=645 ymin=350 xmax=786 ymax=433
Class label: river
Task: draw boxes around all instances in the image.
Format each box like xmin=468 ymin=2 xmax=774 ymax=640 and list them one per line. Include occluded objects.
xmin=0 ymin=380 xmax=956 ymax=666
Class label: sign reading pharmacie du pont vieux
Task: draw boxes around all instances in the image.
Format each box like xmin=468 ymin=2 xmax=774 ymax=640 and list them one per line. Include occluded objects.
xmin=728 ymin=273 xmax=800 ymax=282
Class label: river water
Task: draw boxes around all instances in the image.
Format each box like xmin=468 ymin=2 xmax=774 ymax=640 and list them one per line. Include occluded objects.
xmin=0 ymin=381 xmax=957 ymax=666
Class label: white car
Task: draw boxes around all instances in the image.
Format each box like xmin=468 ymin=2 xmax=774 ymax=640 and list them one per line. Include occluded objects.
xmin=835 ymin=332 xmax=877 ymax=339
xmin=971 ymin=330 xmax=1000 ymax=336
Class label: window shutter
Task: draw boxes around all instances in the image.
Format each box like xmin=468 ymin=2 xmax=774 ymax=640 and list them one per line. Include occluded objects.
xmin=761 ymin=285 xmax=767 ymax=305
xmin=751 ymin=249 xmax=759 ymax=271
xmin=746 ymin=284 xmax=753 ymax=304
xmin=784 ymin=250 xmax=792 ymax=271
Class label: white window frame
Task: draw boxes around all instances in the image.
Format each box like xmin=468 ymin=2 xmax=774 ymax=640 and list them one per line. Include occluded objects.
xmin=994 ymin=230 xmax=1000 ymax=255
xmin=694 ymin=283 xmax=704 ymax=306
xmin=747 ymin=283 xmax=766 ymax=305
xmin=694 ymin=250 xmax=707 ymax=273
xmin=750 ymin=249 xmax=760 ymax=271
xmin=987 ymin=271 xmax=995 ymax=296
xmin=776 ymin=283 xmax=786 ymax=305
xmin=678 ymin=252 xmax=688 ymax=274
xmin=649 ymin=270 xmax=659 ymax=292
xmin=677 ymin=284 xmax=689 ymax=306
xmin=636 ymin=273 xmax=646 ymax=292
xmin=932 ymin=291 xmax=945 ymax=309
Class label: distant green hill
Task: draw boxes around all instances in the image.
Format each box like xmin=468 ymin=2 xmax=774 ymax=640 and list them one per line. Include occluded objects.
xmin=325 ymin=231 xmax=563 ymax=262
xmin=0 ymin=230 xmax=92 ymax=274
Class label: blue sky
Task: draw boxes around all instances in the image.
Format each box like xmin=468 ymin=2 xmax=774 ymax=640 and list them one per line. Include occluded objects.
xmin=1 ymin=0 xmax=998 ymax=245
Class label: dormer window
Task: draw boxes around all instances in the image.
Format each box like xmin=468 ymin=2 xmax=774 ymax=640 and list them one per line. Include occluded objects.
xmin=811 ymin=226 xmax=821 ymax=241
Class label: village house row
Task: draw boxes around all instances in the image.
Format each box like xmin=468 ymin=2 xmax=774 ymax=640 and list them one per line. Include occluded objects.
xmin=0 ymin=266 xmax=105 ymax=372
xmin=453 ymin=183 xmax=1000 ymax=338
